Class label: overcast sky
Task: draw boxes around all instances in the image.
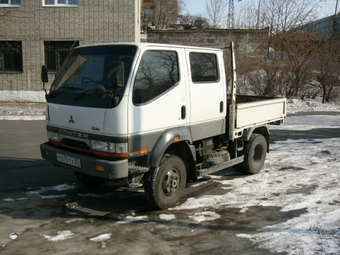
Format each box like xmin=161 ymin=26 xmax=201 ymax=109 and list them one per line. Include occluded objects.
xmin=183 ymin=0 xmax=339 ymax=19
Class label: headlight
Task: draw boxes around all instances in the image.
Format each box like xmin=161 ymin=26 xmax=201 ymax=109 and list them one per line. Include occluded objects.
xmin=91 ymin=140 xmax=114 ymax=152
xmin=47 ymin=131 xmax=60 ymax=142
xmin=115 ymin=143 xmax=128 ymax=153
xmin=90 ymin=140 xmax=128 ymax=154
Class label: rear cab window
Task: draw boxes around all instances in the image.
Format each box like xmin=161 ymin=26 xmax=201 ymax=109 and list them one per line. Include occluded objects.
xmin=189 ymin=52 xmax=219 ymax=83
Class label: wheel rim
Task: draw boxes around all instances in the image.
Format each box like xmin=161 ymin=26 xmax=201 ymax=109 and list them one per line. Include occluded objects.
xmin=162 ymin=168 xmax=180 ymax=196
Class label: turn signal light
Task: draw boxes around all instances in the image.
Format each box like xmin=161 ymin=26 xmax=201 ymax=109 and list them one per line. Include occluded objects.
xmin=95 ymin=165 xmax=105 ymax=172
xmin=174 ymin=135 xmax=180 ymax=142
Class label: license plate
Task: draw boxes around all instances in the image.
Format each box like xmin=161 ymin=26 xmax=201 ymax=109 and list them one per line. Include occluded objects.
xmin=57 ymin=153 xmax=81 ymax=168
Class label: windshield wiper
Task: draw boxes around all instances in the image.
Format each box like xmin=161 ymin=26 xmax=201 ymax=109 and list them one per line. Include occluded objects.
xmin=74 ymin=88 xmax=94 ymax=101
xmin=47 ymin=86 xmax=83 ymax=99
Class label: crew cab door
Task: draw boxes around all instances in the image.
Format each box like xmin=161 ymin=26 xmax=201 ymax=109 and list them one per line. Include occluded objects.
xmin=127 ymin=47 xmax=188 ymax=149
xmin=185 ymin=49 xmax=226 ymax=140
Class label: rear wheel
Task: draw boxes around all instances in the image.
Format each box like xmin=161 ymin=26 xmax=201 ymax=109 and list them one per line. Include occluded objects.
xmin=144 ymin=154 xmax=187 ymax=209
xmin=75 ymin=172 xmax=106 ymax=187
xmin=238 ymin=133 xmax=267 ymax=174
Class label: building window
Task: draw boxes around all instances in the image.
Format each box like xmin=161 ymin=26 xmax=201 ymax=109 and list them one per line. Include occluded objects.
xmin=43 ymin=0 xmax=78 ymax=6
xmin=44 ymin=41 xmax=79 ymax=72
xmin=0 ymin=0 xmax=21 ymax=7
xmin=0 ymin=41 xmax=23 ymax=72
xmin=189 ymin=52 xmax=219 ymax=82
xmin=144 ymin=9 xmax=154 ymax=20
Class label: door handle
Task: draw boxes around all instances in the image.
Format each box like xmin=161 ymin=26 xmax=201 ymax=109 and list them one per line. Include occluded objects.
xmin=181 ymin=105 xmax=186 ymax=119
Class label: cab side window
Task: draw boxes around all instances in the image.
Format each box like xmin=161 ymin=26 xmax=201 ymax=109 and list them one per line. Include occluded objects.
xmin=133 ymin=50 xmax=179 ymax=105
xmin=190 ymin=52 xmax=219 ymax=82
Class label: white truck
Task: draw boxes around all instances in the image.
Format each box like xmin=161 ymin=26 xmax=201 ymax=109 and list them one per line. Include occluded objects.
xmin=40 ymin=42 xmax=286 ymax=209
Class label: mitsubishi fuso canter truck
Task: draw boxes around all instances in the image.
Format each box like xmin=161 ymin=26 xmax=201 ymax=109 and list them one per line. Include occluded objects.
xmin=40 ymin=42 xmax=286 ymax=209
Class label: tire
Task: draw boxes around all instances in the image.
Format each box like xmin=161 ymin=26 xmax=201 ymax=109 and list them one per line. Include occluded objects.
xmin=238 ymin=133 xmax=267 ymax=174
xmin=74 ymin=172 xmax=106 ymax=187
xmin=204 ymin=150 xmax=230 ymax=167
xmin=144 ymin=154 xmax=187 ymax=209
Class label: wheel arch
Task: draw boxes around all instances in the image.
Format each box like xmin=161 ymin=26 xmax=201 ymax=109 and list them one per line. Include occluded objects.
xmin=243 ymin=125 xmax=270 ymax=152
xmin=148 ymin=127 xmax=195 ymax=168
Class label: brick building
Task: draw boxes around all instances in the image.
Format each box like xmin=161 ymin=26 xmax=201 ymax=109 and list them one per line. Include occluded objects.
xmin=142 ymin=0 xmax=178 ymax=31
xmin=0 ymin=0 xmax=140 ymax=91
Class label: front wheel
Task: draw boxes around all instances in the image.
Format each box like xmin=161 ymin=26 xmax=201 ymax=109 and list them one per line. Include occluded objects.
xmin=144 ymin=154 xmax=187 ymax=209
xmin=238 ymin=133 xmax=267 ymax=174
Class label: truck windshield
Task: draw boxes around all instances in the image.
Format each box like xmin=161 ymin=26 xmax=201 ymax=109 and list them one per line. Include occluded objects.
xmin=47 ymin=45 xmax=137 ymax=108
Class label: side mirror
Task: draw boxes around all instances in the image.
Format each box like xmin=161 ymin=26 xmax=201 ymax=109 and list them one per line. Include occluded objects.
xmin=41 ymin=65 xmax=48 ymax=95
xmin=41 ymin=65 xmax=48 ymax=83
xmin=108 ymin=61 xmax=124 ymax=88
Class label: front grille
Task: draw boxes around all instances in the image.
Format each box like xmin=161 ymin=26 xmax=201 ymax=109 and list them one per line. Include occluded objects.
xmin=62 ymin=138 xmax=90 ymax=150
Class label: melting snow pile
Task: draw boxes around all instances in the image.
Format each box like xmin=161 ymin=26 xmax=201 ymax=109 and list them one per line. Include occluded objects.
xmin=0 ymin=90 xmax=45 ymax=103
xmin=287 ymin=98 xmax=340 ymax=113
xmin=173 ymin=114 xmax=340 ymax=255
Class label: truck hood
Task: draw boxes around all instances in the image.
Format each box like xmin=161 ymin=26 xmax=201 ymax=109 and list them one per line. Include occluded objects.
xmin=47 ymin=104 xmax=106 ymax=134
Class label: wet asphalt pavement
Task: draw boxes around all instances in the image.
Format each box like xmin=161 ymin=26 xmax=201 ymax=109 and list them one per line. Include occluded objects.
xmin=0 ymin=113 xmax=339 ymax=254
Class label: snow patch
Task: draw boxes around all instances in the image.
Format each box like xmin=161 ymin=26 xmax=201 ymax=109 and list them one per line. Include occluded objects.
xmin=159 ymin=214 xmax=176 ymax=221
xmin=0 ymin=90 xmax=45 ymax=103
xmin=189 ymin=211 xmax=221 ymax=223
xmin=42 ymin=230 xmax=74 ymax=242
xmin=25 ymin=184 xmax=77 ymax=197
xmin=287 ymin=98 xmax=340 ymax=113
xmin=174 ymin=136 xmax=340 ymax=254
xmin=9 ymin=233 xmax=19 ymax=240
xmin=89 ymin=233 xmax=112 ymax=248
xmin=24 ymin=184 xmax=77 ymax=200
xmin=65 ymin=218 xmax=86 ymax=224
xmin=117 ymin=215 xmax=148 ymax=224
xmin=269 ymin=115 xmax=340 ymax=131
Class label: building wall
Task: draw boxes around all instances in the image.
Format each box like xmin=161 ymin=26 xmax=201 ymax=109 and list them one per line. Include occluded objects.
xmin=147 ymin=29 xmax=269 ymax=62
xmin=0 ymin=0 xmax=140 ymax=91
xmin=142 ymin=0 xmax=178 ymax=29
xmin=299 ymin=13 xmax=340 ymax=36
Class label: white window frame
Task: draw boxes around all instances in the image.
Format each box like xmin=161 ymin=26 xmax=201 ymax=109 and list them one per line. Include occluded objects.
xmin=0 ymin=0 xmax=21 ymax=7
xmin=43 ymin=0 xmax=78 ymax=7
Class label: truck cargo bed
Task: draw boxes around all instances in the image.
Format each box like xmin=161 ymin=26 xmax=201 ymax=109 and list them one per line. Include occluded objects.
xmin=235 ymin=95 xmax=286 ymax=129
xmin=228 ymin=95 xmax=287 ymax=140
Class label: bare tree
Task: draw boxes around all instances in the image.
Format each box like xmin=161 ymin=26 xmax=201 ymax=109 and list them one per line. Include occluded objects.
xmin=262 ymin=0 xmax=319 ymax=35
xmin=179 ymin=14 xmax=210 ymax=29
xmin=235 ymin=0 xmax=318 ymax=33
xmin=234 ymin=2 xmax=258 ymax=29
xmin=153 ymin=0 xmax=184 ymax=28
xmin=205 ymin=0 xmax=227 ymax=29
xmin=312 ymin=38 xmax=340 ymax=102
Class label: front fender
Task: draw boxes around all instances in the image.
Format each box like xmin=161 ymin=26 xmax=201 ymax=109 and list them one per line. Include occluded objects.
xmin=148 ymin=126 xmax=193 ymax=167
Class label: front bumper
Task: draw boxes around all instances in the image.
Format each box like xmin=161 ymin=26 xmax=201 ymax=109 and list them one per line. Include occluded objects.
xmin=40 ymin=142 xmax=129 ymax=180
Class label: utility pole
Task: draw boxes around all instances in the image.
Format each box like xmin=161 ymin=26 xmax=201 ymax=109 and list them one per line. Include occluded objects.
xmin=332 ymin=0 xmax=339 ymax=33
xmin=228 ymin=0 xmax=241 ymax=29
xmin=256 ymin=0 xmax=262 ymax=29
xmin=227 ymin=0 xmax=234 ymax=28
